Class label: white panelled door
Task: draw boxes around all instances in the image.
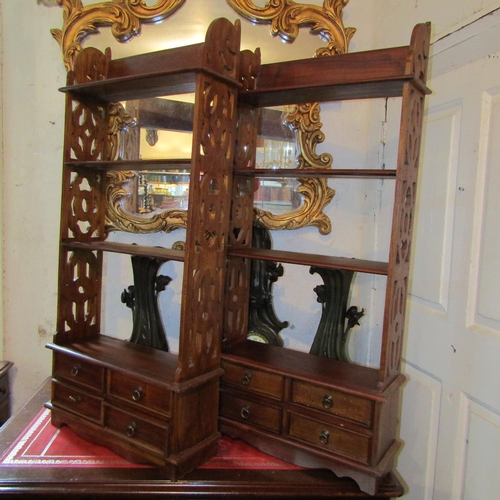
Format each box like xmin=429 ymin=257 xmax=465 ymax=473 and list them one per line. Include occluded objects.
xmin=397 ymin=12 xmax=500 ymax=500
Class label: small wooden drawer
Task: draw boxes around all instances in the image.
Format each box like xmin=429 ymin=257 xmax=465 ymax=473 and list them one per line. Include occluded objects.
xmin=221 ymin=361 xmax=284 ymax=400
xmin=288 ymin=413 xmax=370 ymax=463
xmin=291 ymin=381 xmax=373 ymax=426
xmin=52 ymin=381 xmax=102 ymax=423
xmin=53 ymin=352 xmax=105 ymax=392
xmin=104 ymin=405 xmax=169 ymax=455
xmin=219 ymin=392 xmax=282 ymax=433
xmin=108 ymin=371 xmax=171 ymax=418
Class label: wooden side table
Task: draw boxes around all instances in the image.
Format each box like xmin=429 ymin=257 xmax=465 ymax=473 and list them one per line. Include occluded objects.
xmin=0 ymin=362 xmax=13 ymax=426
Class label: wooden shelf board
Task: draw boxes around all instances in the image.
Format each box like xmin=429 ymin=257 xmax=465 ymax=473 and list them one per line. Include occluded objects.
xmin=234 ymin=169 xmax=397 ymax=179
xmin=48 ymin=335 xmax=179 ymax=387
xmin=227 ymin=248 xmax=388 ymax=276
xmin=62 ymin=241 xmax=185 ymax=262
xmin=239 ymin=43 xmax=430 ymax=107
xmin=64 ymin=159 xmax=191 ymax=172
xmin=221 ymin=341 xmax=391 ymax=398
xmin=61 ymin=69 xmax=239 ymax=103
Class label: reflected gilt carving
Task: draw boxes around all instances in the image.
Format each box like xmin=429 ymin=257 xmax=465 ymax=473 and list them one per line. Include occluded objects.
xmin=51 ymin=0 xmax=185 ymax=70
xmin=107 ymin=102 xmax=136 ymax=161
xmin=105 ymin=170 xmax=188 ymax=233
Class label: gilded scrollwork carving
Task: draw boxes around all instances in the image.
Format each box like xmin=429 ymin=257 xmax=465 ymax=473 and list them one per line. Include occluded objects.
xmin=254 ymin=102 xmax=335 ymax=235
xmin=255 ymin=175 xmax=334 ymax=235
xmin=286 ymin=102 xmax=333 ymax=170
xmin=226 ymin=0 xmax=355 ymax=56
xmin=51 ymin=0 xmax=185 ymax=71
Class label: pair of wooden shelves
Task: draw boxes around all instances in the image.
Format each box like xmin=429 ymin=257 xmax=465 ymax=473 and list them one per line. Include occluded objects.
xmin=47 ymin=16 xmax=430 ymax=495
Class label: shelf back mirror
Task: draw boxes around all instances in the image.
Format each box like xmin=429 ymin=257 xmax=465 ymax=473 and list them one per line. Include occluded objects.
xmin=45 ymin=0 xmax=356 ymax=235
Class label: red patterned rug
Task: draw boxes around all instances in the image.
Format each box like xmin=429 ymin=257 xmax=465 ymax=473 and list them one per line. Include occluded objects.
xmin=0 ymin=408 xmax=301 ymax=470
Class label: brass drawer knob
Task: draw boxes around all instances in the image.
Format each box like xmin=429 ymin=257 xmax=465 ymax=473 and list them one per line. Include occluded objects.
xmin=322 ymin=394 xmax=333 ymax=409
xmin=319 ymin=429 xmax=330 ymax=445
xmin=126 ymin=422 xmax=137 ymax=438
xmin=71 ymin=366 xmax=79 ymax=377
xmin=241 ymin=372 xmax=252 ymax=386
xmin=132 ymin=387 xmax=143 ymax=402
xmin=68 ymin=395 xmax=81 ymax=404
xmin=240 ymin=405 xmax=251 ymax=419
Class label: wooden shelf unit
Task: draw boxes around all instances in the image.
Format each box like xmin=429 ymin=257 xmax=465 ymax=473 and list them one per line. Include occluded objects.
xmin=220 ymin=22 xmax=431 ymax=495
xmin=47 ymin=18 xmax=248 ymax=479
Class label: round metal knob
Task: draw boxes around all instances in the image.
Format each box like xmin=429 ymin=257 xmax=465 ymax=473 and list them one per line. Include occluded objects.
xmin=322 ymin=394 xmax=333 ymax=409
xmin=241 ymin=373 xmax=252 ymax=386
xmin=69 ymin=395 xmax=81 ymax=404
xmin=132 ymin=387 xmax=143 ymax=402
xmin=240 ymin=405 xmax=251 ymax=419
xmin=71 ymin=366 xmax=79 ymax=377
xmin=126 ymin=422 xmax=137 ymax=438
xmin=319 ymin=429 xmax=330 ymax=445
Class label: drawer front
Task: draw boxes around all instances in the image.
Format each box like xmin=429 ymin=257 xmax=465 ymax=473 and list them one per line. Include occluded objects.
xmin=288 ymin=413 xmax=370 ymax=463
xmin=220 ymin=392 xmax=282 ymax=433
xmin=222 ymin=361 xmax=284 ymax=400
xmin=52 ymin=381 xmax=102 ymax=423
xmin=53 ymin=353 xmax=104 ymax=392
xmin=108 ymin=371 xmax=171 ymax=418
xmin=291 ymin=381 xmax=373 ymax=426
xmin=104 ymin=405 xmax=169 ymax=455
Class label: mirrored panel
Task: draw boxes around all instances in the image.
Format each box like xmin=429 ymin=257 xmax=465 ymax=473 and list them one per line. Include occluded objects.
xmin=106 ymin=97 xmax=324 ymax=233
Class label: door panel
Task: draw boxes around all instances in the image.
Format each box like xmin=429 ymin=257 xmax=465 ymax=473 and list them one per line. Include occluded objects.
xmin=397 ymin=14 xmax=500 ymax=499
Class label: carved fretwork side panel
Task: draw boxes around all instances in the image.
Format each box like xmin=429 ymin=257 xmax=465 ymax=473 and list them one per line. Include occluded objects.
xmin=57 ymin=249 xmax=102 ymax=341
xmin=176 ymin=69 xmax=240 ymax=382
xmin=380 ymin=82 xmax=425 ymax=387
xmin=62 ymin=169 xmax=104 ymax=241
xmin=202 ymin=18 xmax=241 ymax=82
xmin=223 ymin=101 xmax=260 ymax=345
xmin=56 ymin=47 xmax=110 ymax=343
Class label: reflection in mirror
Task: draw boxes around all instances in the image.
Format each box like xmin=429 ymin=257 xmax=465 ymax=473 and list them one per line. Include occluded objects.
xmin=134 ymin=169 xmax=190 ymax=214
xmin=106 ymin=98 xmax=314 ymax=231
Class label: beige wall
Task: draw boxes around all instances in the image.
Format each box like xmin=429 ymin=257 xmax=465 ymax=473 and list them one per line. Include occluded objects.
xmin=1 ymin=0 xmax=499 ymax=412
xmin=1 ymin=0 xmax=66 ymax=411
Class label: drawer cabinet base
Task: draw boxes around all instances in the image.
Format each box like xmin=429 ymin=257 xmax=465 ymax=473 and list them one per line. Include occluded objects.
xmin=219 ymin=417 xmax=400 ymax=496
xmin=48 ymin=337 xmax=222 ymax=480
xmin=220 ymin=341 xmax=405 ymax=495
xmin=48 ymin=401 xmax=220 ymax=480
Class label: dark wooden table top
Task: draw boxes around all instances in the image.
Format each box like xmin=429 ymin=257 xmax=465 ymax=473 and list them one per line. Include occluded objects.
xmin=0 ymin=379 xmax=405 ymax=499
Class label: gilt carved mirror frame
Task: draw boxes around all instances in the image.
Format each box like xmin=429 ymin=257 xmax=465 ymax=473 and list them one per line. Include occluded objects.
xmin=47 ymin=0 xmax=356 ymax=235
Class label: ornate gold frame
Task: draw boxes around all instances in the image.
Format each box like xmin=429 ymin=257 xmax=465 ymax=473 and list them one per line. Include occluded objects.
xmin=47 ymin=0 xmax=355 ymax=235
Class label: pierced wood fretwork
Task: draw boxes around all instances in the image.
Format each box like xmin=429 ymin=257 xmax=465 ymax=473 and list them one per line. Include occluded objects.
xmin=223 ymin=92 xmax=261 ymax=345
xmin=57 ymin=248 xmax=101 ymax=342
xmin=380 ymin=85 xmax=424 ymax=387
xmin=175 ymin=21 xmax=242 ymax=383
